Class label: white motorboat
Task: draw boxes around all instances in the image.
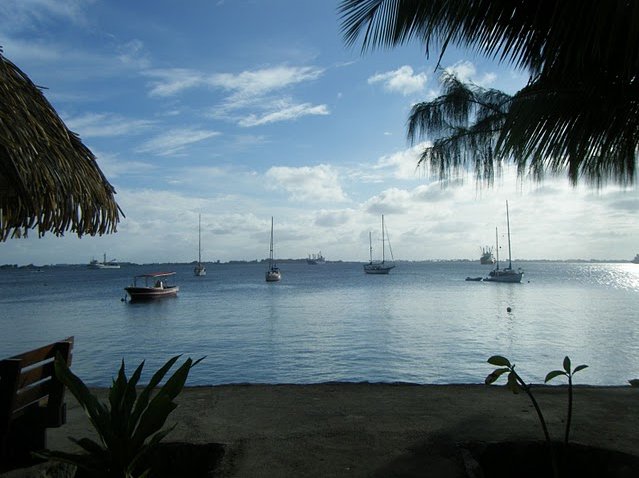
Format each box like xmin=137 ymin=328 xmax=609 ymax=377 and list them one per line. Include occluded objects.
xmin=125 ymin=272 xmax=179 ymax=301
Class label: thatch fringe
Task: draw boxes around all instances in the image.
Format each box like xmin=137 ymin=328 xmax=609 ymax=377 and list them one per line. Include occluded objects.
xmin=0 ymin=51 xmax=122 ymax=241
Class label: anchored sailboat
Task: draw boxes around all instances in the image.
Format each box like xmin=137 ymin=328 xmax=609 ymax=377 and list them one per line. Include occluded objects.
xmin=364 ymin=215 xmax=395 ymax=274
xmin=265 ymin=217 xmax=281 ymax=282
xmin=194 ymin=214 xmax=206 ymax=277
xmin=484 ymin=201 xmax=523 ymax=283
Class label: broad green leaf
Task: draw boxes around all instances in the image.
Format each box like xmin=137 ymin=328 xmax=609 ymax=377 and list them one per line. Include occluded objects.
xmin=156 ymin=359 xmax=192 ymax=400
xmin=123 ymin=362 xmax=145 ymax=436
xmin=131 ymin=355 xmax=181 ymax=426
xmin=131 ymin=394 xmax=177 ymax=449
xmin=563 ymin=356 xmax=571 ymax=373
xmin=487 ymin=355 xmax=511 ymax=367
xmin=36 ymin=449 xmax=101 ymax=469
xmin=573 ymin=364 xmax=588 ymax=374
xmin=544 ymin=370 xmax=566 ymax=383
xmin=192 ymin=356 xmax=206 ymax=367
xmin=69 ymin=437 xmax=105 ymax=454
xmin=55 ymin=355 xmax=104 ymax=422
xmin=485 ymin=367 xmax=509 ymax=385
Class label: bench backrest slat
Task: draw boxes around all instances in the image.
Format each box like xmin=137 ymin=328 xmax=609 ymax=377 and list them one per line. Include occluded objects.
xmin=16 ymin=361 xmax=55 ymax=391
xmin=13 ymin=380 xmax=54 ymax=415
xmin=0 ymin=337 xmax=74 ymax=428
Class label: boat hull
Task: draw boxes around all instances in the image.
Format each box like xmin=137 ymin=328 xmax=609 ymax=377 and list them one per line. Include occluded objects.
xmin=265 ymin=270 xmax=281 ymax=282
xmin=194 ymin=265 xmax=206 ymax=276
xmin=484 ymin=269 xmax=523 ymax=283
xmin=364 ymin=263 xmax=395 ymax=275
xmin=125 ymin=286 xmax=179 ymax=300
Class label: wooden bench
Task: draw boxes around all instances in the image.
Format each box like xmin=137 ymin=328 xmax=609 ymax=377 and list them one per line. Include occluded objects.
xmin=0 ymin=337 xmax=74 ymax=469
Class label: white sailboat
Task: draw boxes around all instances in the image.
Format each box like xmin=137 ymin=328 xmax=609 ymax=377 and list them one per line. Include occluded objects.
xmin=364 ymin=214 xmax=395 ymax=274
xmin=265 ymin=217 xmax=281 ymax=282
xmin=484 ymin=201 xmax=524 ymax=283
xmin=194 ymin=214 xmax=206 ymax=277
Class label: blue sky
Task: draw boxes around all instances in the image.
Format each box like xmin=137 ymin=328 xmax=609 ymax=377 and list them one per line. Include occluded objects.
xmin=1 ymin=0 xmax=637 ymax=265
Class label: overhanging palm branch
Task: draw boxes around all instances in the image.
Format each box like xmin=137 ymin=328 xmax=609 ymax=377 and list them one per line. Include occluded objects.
xmin=340 ymin=0 xmax=639 ymax=186
xmin=410 ymin=72 xmax=639 ymax=187
xmin=0 ymin=51 xmax=122 ymax=241
xmin=339 ymin=0 xmax=639 ymax=80
xmin=408 ymin=73 xmax=510 ymax=186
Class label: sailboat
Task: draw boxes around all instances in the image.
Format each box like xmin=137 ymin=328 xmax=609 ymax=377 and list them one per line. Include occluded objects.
xmin=484 ymin=201 xmax=524 ymax=283
xmin=265 ymin=217 xmax=281 ymax=282
xmin=193 ymin=214 xmax=206 ymax=277
xmin=364 ymin=214 xmax=395 ymax=274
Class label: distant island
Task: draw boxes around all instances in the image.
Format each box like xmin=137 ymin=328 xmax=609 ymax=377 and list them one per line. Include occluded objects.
xmin=2 ymin=258 xmax=637 ymax=269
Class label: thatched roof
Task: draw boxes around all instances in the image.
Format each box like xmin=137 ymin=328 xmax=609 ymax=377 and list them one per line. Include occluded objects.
xmin=0 ymin=50 xmax=121 ymax=241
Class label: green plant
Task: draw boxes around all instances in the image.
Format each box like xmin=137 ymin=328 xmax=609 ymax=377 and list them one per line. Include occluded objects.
xmin=42 ymin=354 xmax=203 ymax=478
xmin=485 ymin=355 xmax=588 ymax=478
xmin=544 ymin=356 xmax=588 ymax=445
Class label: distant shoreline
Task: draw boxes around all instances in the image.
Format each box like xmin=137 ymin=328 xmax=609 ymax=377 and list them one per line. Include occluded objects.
xmin=2 ymin=258 xmax=637 ymax=269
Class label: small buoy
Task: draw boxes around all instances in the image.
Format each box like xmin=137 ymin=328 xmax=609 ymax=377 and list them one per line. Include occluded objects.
xmin=506 ymin=307 xmax=512 ymax=313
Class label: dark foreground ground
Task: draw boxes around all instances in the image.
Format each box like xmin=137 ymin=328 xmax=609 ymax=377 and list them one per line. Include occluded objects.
xmin=3 ymin=383 xmax=638 ymax=477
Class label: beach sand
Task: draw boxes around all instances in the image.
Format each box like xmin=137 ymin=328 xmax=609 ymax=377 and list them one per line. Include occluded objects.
xmin=5 ymin=383 xmax=639 ymax=477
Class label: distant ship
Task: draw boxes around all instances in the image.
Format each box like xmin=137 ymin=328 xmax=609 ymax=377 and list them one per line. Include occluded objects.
xmin=88 ymin=253 xmax=120 ymax=269
xmin=306 ymin=251 xmax=326 ymax=265
xmin=480 ymin=246 xmax=496 ymax=265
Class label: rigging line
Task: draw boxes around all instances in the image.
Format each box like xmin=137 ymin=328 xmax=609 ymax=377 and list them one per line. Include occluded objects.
xmin=385 ymin=223 xmax=395 ymax=262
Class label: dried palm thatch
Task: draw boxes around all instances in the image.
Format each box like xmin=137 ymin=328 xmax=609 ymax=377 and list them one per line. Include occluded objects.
xmin=0 ymin=50 xmax=121 ymax=241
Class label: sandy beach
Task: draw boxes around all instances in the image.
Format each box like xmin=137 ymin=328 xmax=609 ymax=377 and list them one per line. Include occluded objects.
xmin=4 ymin=383 xmax=638 ymax=477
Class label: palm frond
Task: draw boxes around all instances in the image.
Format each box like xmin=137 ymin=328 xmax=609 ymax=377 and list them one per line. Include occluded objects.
xmin=0 ymin=51 xmax=122 ymax=241
xmin=499 ymin=78 xmax=639 ymax=186
xmin=340 ymin=0 xmax=639 ymax=187
xmin=408 ymin=72 xmax=509 ymax=185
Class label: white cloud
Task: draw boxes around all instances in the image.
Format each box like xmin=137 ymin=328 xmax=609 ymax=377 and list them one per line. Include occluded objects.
xmin=65 ymin=113 xmax=155 ymax=138
xmin=136 ymin=128 xmax=220 ymax=156
xmin=116 ymin=39 xmax=150 ymax=69
xmin=145 ymin=68 xmax=205 ymax=97
xmin=368 ymin=65 xmax=427 ymax=96
xmin=444 ymin=60 xmax=497 ymax=87
xmin=92 ymin=150 xmax=153 ymax=179
xmin=265 ymin=165 xmax=348 ymax=203
xmin=239 ymin=102 xmax=329 ymax=127
xmin=212 ymin=65 xmax=323 ymax=98
xmin=145 ymin=65 xmax=327 ymax=126
xmin=0 ymin=0 xmax=91 ymax=32
xmin=145 ymin=65 xmax=324 ymax=101
xmin=373 ymin=143 xmax=430 ymax=180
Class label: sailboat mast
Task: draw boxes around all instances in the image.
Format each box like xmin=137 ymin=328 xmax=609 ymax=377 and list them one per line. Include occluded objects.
xmin=506 ymin=200 xmax=513 ymax=269
xmin=495 ymin=227 xmax=500 ymax=270
xmin=381 ymin=215 xmax=385 ymax=263
xmin=269 ymin=216 xmax=274 ymax=264
xmin=198 ymin=214 xmax=202 ymax=264
xmin=369 ymin=231 xmax=373 ymax=263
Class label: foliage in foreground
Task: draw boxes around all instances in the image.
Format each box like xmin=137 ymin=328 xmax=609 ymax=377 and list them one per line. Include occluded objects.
xmin=486 ymin=355 xmax=588 ymax=478
xmin=41 ymin=354 xmax=203 ymax=478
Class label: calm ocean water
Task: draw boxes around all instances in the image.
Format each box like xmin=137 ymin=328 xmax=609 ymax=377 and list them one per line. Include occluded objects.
xmin=1 ymin=261 xmax=638 ymax=386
